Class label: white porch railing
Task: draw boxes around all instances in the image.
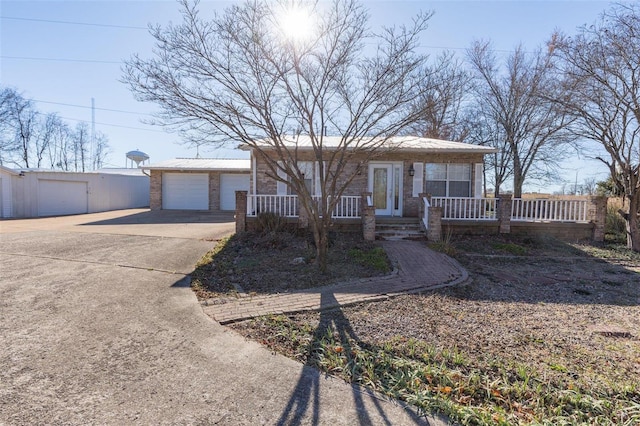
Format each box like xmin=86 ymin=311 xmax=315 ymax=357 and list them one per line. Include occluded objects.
xmin=324 ymin=195 xmax=361 ymax=218
xmin=249 ymin=194 xmax=299 ymax=217
xmin=431 ymin=197 xmax=497 ymax=220
xmin=511 ymin=198 xmax=588 ymax=223
xmin=247 ymin=195 xmax=361 ymax=219
xmin=247 ymin=195 xmax=590 ymax=223
xmin=422 ymin=197 xmax=430 ymax=229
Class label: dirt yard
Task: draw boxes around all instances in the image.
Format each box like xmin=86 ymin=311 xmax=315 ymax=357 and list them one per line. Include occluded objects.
xmin=226 ymin=234 xmax=639 ymax=424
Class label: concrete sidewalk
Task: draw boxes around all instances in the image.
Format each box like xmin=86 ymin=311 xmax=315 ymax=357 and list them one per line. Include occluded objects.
xmin=204 ymin=240 xmax=468 ymax=324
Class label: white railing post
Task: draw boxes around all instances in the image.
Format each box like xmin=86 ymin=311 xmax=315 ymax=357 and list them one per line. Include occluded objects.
xmin=422 ymin=196 xmax=430 ymax=229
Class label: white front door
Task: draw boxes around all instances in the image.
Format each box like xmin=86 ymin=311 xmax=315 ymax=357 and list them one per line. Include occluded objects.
xmin=369 ymin=163 xmax=402 ymax=216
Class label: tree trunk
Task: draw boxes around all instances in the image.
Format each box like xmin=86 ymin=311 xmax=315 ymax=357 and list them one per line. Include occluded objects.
xmin=513 ymin=172 xmax=524 ymax=198
xmin=316 ymin=230 xmax=329 ymax=273
xmin=512 ymin=155 xmax=523 ymax=198
xmin=311 ymin=221 xmax=330 ymax=273
xmin=625 ymin=193 xmax=640 ymax=252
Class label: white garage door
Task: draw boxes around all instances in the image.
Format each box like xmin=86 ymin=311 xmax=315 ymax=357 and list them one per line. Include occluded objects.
xmin=162 ymin=173 xmax=209 ymax=210
xmin=220 ymin=174 xmax=250 ymax=211
xmin=38 ymin=179 xmax=88 ymax=216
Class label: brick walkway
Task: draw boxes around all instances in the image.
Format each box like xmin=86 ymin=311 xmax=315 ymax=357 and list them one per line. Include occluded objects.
xmin=202 ymin=240 xmax=468 ymax=324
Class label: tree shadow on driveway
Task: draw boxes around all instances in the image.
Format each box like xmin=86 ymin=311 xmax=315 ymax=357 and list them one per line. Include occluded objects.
xmin=276 ymin=292 xmax=432 ymax=426
xmin=80 ymin=209 xmax=235 ymax=225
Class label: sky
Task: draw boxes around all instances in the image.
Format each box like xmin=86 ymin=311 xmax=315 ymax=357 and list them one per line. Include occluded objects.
xmin=1 ymin=0 xmax=615 ymax=192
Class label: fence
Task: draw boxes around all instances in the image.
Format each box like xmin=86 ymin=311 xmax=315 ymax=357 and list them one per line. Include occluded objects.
xmin=431 ymin=197 xmax=497 ymax=220
xmin=247 ymin=194 xmax=361 ymax=219
xmin=511 ymin=198 xmax=588 ymax=223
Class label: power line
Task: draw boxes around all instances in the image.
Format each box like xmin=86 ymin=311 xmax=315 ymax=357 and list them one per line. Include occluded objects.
xmin=0 ymin=16 xmax=148 ymax=30
xmin=60 ymin=117 xmax=167 ymax=133
xmin=31 ymin=99 xmax=153 ymax=116
xmin=0 ymin=55 xmax=122 ymax=64
xmin=32 ymin=110 xmax=167 ymax=133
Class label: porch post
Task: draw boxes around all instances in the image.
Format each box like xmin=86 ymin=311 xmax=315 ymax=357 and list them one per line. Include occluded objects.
xmin=498 ymin=194 xmax=512 ymax=234
xmin=235 ymin=190 xmax=247 ymax=233
xmin=588 ymin=195 xmax=608 ymax=243
xmin=427 ymin=206 xmax=442 ymax=241
xmin=362 ymin=191 xmax=375 ymax=241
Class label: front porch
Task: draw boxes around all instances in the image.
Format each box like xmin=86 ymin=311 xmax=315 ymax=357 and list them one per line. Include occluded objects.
xmin=235 ymin=192 xmax=608 ymax=243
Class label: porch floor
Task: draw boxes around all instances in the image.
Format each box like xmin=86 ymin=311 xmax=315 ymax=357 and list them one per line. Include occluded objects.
xmin=202 ymin=240 xmax=467 ymax=324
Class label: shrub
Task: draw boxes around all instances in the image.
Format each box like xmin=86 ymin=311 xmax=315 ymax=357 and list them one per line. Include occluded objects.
xmin=606 ymin=198 xmax=627 ymax=237
xmin=256 ymin=212 xmax=286 ymax=233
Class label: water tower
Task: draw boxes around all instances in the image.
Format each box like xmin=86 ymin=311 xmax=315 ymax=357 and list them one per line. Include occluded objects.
xmin=126 ymin=150 xmax=150 ymax=168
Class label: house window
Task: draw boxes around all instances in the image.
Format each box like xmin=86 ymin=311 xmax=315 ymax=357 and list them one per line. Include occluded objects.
xmin=288 ymin=161 xmax=314 ymax=195
xmin=425 ymin=163 xmax=471 ymax=197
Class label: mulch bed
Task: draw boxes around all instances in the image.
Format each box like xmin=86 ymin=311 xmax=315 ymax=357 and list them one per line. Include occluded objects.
xmin=191 ymin=231 xmax=391 ymax=299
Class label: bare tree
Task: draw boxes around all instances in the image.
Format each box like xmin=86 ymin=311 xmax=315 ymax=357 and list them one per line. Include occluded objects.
xmin=465 ymin=105 xmax=513 ymax=196
xmin=467 ymin=41 xmax=575 ymax=197
xmin=33 ymin=113 xmax=63 ymax=168
xmin=553 ymin=4 xmax=640 ymax=251
xmin=123 ymin=0 xmax=434 ymax=270
xmin=580 ymin=177 xmax=598 ymax=196
xmin=0 ymin=86 xmax=110 ymax=171
xmin=410 ymin=51 xmax=472 ymax=141
xmin=45 ymin=116 xmax=70 ymax=169
xmin=0 ymin=87 xmax=20 ymax=165
xmin=1 ymin=89 xmax=38 ymax=168
xmin=91 ymin=131 xmax=110 ymax=170
xmin=72 ymin=122 xmax=90 ymax=172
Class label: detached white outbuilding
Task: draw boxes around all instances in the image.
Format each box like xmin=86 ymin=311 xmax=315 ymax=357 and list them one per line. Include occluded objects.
xmin=0 ymin=167 xmax=149 ymax=218
xmin=0 ymin=165 xmax=19 ymax=218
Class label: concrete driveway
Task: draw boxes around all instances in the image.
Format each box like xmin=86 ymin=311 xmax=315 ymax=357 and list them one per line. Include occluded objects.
xmin=0 ymin=209 xmax=438 ymax=425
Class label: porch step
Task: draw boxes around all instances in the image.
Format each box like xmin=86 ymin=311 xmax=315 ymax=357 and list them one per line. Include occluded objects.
xmin=375 ymin=218 xmax=425 ymax=240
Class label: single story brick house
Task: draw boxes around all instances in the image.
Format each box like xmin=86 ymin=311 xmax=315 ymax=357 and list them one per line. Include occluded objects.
xmin=232 ymin=136 xmax=606 ymax=243
xmin=240 ymin=135 xmax=496 ymax=219
xmin=142 ymin=158 xmax=250 ymax=211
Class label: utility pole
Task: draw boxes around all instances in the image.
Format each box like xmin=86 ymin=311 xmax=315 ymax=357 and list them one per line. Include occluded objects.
xmin=91 ymin=98 xmax=96 ymax=170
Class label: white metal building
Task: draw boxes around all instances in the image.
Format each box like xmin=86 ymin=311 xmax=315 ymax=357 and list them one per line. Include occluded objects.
xmin=0 ymin=167 xmax=149 ymax=218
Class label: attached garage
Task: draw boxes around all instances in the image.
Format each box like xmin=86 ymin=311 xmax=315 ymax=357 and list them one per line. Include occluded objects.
xmin=220 ymin=173 xmax=250 ymax=211
xmin=143 ymin=158 xmax=251 ymax=211
xmin=162 ymin=173 xmax=209 ymax=210
xmin=38 ymin=179 xmax=88 ymax=216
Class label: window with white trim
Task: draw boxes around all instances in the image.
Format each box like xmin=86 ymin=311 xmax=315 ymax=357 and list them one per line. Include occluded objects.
xmin=425 ymin=163 xmax=471 ymax=197
xmin=289 ymin=161 xmax=314 ymax=195
xmin=277 ymin=161 xmax=322 ymax=196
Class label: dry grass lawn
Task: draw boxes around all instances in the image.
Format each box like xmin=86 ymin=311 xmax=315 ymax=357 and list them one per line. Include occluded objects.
xmin=226 ymin=234 xmax=639 ymax=425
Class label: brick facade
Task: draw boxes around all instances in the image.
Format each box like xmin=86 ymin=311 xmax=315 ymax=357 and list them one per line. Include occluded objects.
xmin=252 ymin=150 xmax=486 ymax=218
xmin=149 ymin=170 xmax=162 ymax=210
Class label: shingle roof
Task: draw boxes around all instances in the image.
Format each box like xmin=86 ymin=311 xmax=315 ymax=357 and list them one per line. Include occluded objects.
xmin=240 ymin=135 xmax=497 ymax=154
xmin=141 ymin=158 xmax=251 ymax=171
